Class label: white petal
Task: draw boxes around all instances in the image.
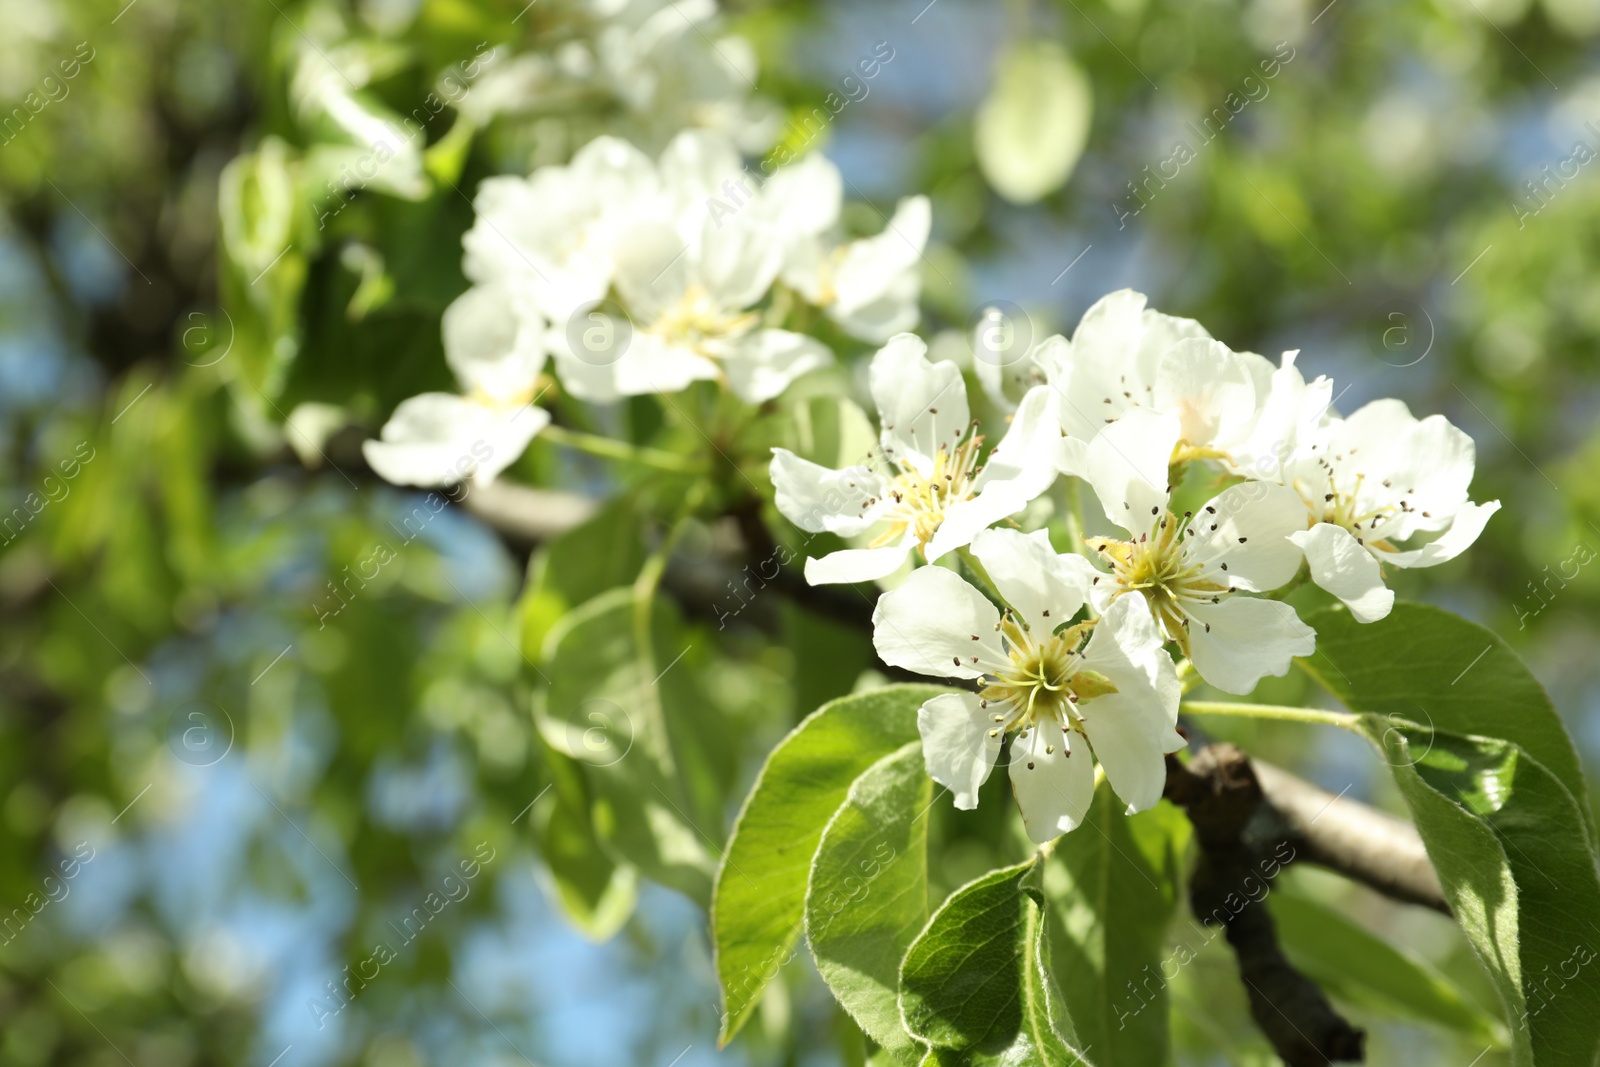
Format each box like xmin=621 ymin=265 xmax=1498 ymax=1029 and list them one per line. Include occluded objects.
xmin=1381 ymin=500 xmax=1502 ymax=570
xmin=968 ymin=528 xmax=1096 ymax=634
xmin=869 ymin=334 xmax=970 ymax=475
xmin=923 ymin=481 xmax=1034 ymax=563
xmin=759 ymin=151 xmax=842 ymax=240
xmin=442 ymin=285 xmax=546 ymax=403
xmin=805 ymin=543 xmax=913 ymax=586
xmin=1290 ymin=523 xmax=1395 ymax=623
xmin=1186 ymin=482 xmax=1311 ymax=592
xmin=1184 ymin=597 xmax=1315 ymax=696
xmin=659 ymin=128 xmax=743 ymax=205
xmin=1081 ymin=698 xmax=1173 ymax=815
xmin=768 ymin=448 xmax=886 ymax=537
xmin=1078 ymin=597 xmax=1186 ymax=813
xmin=917 ymin=693 xmax=1002 ymax=811
xmin=1153 ymin=337 xmax=1259 ymax=453
xmin=613 ymin=221 xmax=690 ymax=323
xmin=872 ymin=565 xmax=1007 ymax=679
xmin=832 ymin=196 xmax=930 ymax=317
xmin=1079 ymin=594 xmax=1183 ymax=738
xmin=1082 ymin=407 xmax=1181 ymax=531
xmin=827 ymin=267 xmax=923 ymax=343
xmin=551 ymin=343 xmax=622 ymax=404
xmin=362 ymin=394 xmax=547 ymax=488
xmin=720 ymin=329 xmax=832 ymax=403
xmin=609 ymin=332 xmax=720 ymax=397
xmin=977 ymin=385 xmax=1062 ymax=499
xmin=1008 ymin=717 xmax=1096 ymax=843
xmin=696 ymin=212 xmax=784 ymax=311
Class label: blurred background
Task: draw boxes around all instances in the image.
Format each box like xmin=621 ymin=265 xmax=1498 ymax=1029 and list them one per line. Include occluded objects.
xmin=1 ymin=0 xmax=1597 ymax=1064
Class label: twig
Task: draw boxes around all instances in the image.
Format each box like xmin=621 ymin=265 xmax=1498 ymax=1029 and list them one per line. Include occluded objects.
xmin=1164 ymin=742 xmax=1449 ymax=1065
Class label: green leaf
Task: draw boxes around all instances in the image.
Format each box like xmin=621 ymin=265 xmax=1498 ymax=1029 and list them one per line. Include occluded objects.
xmin=1302 ymin=602 xmax=1594 ymax=843
xmin=520 ymin=495 xmax=646 ymax=659
xmin=806 ymin=741 xmax=932 ymax=1058
xmin=1309 ymin=602 xmax=1600 ymax=1065
xmin=974 ymin=41 xmax=1092 ymax=204
xmin=1041 ymin=784 xmax=1187 ymax=1065
xmin=712 ymin=684 xmax=940 ymax=1045
xmin=537 ymin=588 xmax=713 ymax=904
xmin=1270 ymin=890 xmax=1506 ymax=1045
xmin=1355 ymin=720 xmax=1600 ymax=1066
xmin=900 ymin=858 xmax=1092 ymax=1065
xmin=532 ymin=739 xmax=639 ymax=940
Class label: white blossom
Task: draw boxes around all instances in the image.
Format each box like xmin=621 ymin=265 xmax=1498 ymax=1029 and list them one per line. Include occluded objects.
xmin=1078 ymin=407 xmax=1315 ymax=694
xmin=872 ymin=528 xmax=1183 ymax=842
xmin=363 ymin=284 xmax=550 ymax=487
xmin=1281 ymin=400 xmax=1501 ymax=623
xmin=770 ymin=335 xmax=1062 ymax=585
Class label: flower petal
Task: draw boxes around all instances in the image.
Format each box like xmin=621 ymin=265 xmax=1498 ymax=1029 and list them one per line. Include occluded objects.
xmin=1290 ymin=522 xmax=1395 ymax=623
xmin=720 ymin=329 xmax=833 ymax=403
xmin=1186 ymin=482 xmax=1310 ymax=592
xmin=918 ymin=693 xmax=1002 ymax=811
xmin=805 ymin=543 xmax=913 ymax=586
xmin=1008 ymin=717 xmax=1096 ymax=843
xmin=768 ymin=448 xmax=886 ymax=537
xmin=869 ymin=334 xmax=970 ymax=475
xmin=1079 ymin=599 xmax=1186 ymax=813
xmin=1153 ymin=336 xmax=1259 ymax=453
xmin=443 ymin=284 xmax=547 ymax=404
xmin=1082 ymin=407 xmax=1181 ymax=531
xmin=1380 ymin=500 xmax=1502 ymax=570
xmin=968 ymin=527 xmax=1096 ymax=634
xmin=611 ymin=331 xmax=721 ymax=397
xmin=872 ymin=564 xmax=1007 ymax=679
xmin=977 ymin=385 xmax=1063 ymax=499
xmin=1184 ymin=596 xmax=1315 ymax=696
xmin=362 ymin=394 xmax=548 ymax=488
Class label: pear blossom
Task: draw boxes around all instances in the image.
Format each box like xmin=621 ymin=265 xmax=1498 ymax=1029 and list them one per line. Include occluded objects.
xmin=1078 ymin=408 xmax=1315 ymax=694
xmin=462 ymin=134 xmax=660 ymax=321
xmin=537 ymin=131 xmax=833 ymax=403
xmin=781 ymin=194 xmax=932 ymax=343
xmin=1281 ymin=400 xmax=1501 ymax=623
xmin=363 ymin=284 xmax=550 ymax=487
xmin=872 ymin=528 xmax=1183 ymax=842
xmin=1041 ymin=290 xmax=1281 ymax=472
xmin=769 ymin=334 xmax=1062 ymax=585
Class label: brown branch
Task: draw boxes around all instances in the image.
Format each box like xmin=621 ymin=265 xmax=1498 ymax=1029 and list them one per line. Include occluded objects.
xmin=1164 ymin=742 xmax=1451 ymax=1066
xmin=1250 ymin=759 xmax=1447 ymax=913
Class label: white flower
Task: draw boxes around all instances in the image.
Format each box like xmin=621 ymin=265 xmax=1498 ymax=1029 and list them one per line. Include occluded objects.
xmin=769 ymin=335 xmax=1062 ymax=585
xmin=362 ymin=284 xmax=550 ymax=487
xmin=547 ymin=131 xmax=834 ymax=404
xmin=782 ymin=194 xmax=931 ymax=343
xmin=1281 ymin=399 xmax=1501 ymax=623
xmin=1045 ymin=290 xmax=1277 ymax=470
xmin=872 ymin=528 xmax=1183 ymax=842
xmin=461 ymin=135 xmax=660 ymax=322
xmin=1078 ymin=408 xmax=1316 ymax=695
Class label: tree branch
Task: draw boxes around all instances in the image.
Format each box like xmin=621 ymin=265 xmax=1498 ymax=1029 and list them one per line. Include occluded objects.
xmin=1164 ymin=741 xmax=1448 ymax=1065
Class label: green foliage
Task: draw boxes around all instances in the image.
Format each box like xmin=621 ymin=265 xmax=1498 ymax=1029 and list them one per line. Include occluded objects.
xmin=899 ymin=858 xmax=1090 ymax=1065
xmin=712 ymin=684 xmax=936 ymax=1043
xmin=807 ymin=741 xmax=933 ymax=1059
xmin=1042 ymin=786 xmax=1189 ymax=1066
xmin=1270 ymin=891 xmax=1506 ymax=1045
xmin=1311 ymin=605 xmax=1600 ymax=1066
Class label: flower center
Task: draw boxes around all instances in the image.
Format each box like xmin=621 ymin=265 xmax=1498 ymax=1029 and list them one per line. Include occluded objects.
xmin=870 ymin=428 xmax=985 ymax=552
xmin=978 ymin=616 xmax=1115 ymax=739
xmin=1294 ymin=467 xmax=1409 ymax=550
xmin=1088 ymin=510 xmax=1228 ymax=653
xmin=649 ymin=284 xmax=757 ymax=354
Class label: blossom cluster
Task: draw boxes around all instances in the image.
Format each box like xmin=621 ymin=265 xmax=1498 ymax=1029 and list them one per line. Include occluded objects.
xmin=365 ymin=130 xmax=928 ymax=487
xmin=776 ymin=289 xmax=1498 ymax=842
